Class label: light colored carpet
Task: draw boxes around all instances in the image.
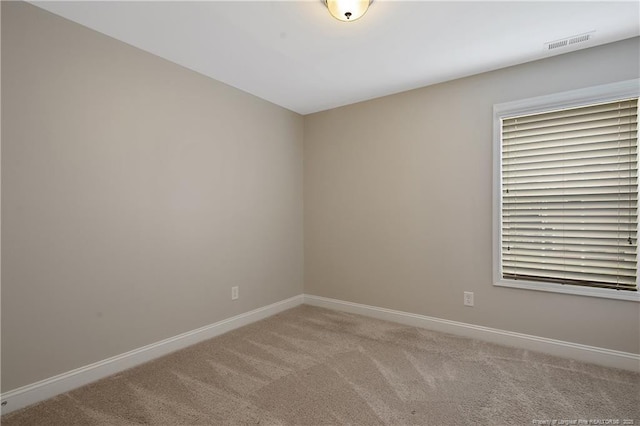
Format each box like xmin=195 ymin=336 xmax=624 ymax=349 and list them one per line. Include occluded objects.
xmin=2 ymin=305 xmax=639 ymax=425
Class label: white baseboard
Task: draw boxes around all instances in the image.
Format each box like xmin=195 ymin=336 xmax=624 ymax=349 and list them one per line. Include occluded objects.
xmin=3 ymin=293 xmax=638 ymax=416
xmin=304 ymin=294 xmax=640 ymax=373
xmin=0 ymin=294 xmax=304 ymax=415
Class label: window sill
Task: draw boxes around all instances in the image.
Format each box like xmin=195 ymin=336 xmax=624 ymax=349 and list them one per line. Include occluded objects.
xmin=494 ymin=279 xmax=640 ymax=302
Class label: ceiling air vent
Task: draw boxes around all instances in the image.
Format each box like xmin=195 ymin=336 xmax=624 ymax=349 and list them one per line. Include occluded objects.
xmin=545 ymin=31 xmax=594 ymax=51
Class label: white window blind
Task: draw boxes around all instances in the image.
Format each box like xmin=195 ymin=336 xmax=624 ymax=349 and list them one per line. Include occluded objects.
xmin=501 ymin=97 xmax=639 ymax=292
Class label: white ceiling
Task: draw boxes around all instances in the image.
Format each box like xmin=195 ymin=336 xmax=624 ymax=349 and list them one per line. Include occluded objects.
xmin=32 ymin=1 xmax=640 ymax=115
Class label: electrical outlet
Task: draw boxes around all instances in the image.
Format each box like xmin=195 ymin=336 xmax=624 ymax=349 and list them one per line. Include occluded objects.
xmin=464 ymin=291 xmax=474 ymax=307
xmin=231 ymin=286 xmax=239 ymax=300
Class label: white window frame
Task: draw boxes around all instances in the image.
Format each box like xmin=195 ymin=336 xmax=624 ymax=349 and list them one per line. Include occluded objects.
xmin=493 ymin=79 xmax=640 ymax=302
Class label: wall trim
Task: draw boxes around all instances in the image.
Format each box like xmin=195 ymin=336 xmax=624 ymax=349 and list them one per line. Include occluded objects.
xmin=0 ymin=294 xmax=304 ymax=415
xmin=304 ymin=294 xmax=640 ymax=373
xmin=3 ymin=293 xmax=638 ymax=415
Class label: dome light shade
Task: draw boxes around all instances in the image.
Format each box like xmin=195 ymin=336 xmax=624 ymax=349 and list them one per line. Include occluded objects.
xmin=325 ymin=0 xmax=372 ymax=22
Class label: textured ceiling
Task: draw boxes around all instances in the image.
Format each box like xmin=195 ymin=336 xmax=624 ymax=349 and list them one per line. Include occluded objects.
xmin=33 ymin=1 xmax=640 ymax=115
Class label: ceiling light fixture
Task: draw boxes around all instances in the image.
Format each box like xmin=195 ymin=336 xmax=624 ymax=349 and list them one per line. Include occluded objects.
xmin=325 ymin=0 xmax=372 ymax=22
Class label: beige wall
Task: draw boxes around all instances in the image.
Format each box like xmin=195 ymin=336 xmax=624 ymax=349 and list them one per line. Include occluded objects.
xmin=1 ymin=2 xmax=303 ymax=392
xmin=304 ymin=37 xmax=640 ymax=354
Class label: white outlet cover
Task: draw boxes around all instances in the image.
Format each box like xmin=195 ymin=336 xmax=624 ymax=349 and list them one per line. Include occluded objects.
xmin=464 ymin=292 xmax=474 ymax=306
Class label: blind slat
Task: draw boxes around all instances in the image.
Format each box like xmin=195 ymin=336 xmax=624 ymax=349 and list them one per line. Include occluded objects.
xmin=503 ymin=147 xmax=637 ymax=165
xmin=504 ymin=248 xmax=637 ymax=262
xmin=503 ymin=119 xmax=638 ymax=141
xmin=504 ymin=131 xmax=638 ymax=148
xmin=503 ymin=156 xmax=637 ymax=173
xmin=503 ymin=99 xmax=638 ymax=126
xmin=503 ymin=106 xmax=637 ymax=132
xmin=503 ymin=125 xmax=637 ymax=145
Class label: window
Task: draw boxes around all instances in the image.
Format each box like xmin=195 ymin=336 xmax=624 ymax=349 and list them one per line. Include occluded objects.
xmin=493 ymin=80 xmax=640 ymax=301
